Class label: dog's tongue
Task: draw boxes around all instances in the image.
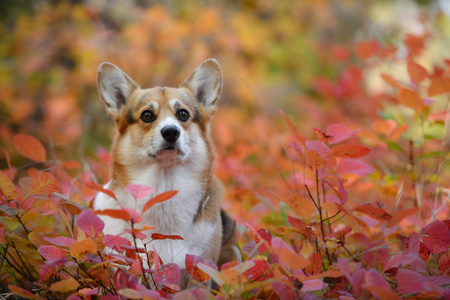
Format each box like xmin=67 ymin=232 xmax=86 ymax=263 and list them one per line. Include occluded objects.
xmin=156 ymin=149 xmax=178 ymax=164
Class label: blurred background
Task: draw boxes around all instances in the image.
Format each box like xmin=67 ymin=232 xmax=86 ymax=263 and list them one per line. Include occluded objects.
xmin=0 ymin=0 xmax=449 ymax=206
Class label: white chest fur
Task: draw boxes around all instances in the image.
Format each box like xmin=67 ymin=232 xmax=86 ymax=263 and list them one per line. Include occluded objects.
xmin=94 ymin=162 xmax=220 ymax=268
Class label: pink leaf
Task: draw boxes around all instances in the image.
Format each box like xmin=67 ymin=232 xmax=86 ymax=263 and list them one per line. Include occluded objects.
xmin=154 ymin=263 xmax=181 ymax=286
xmin=421 ymin=220 xmax=450 ymax=255
xmin=350 ymin=268 xmax=367 ymax=298
xmin=301 ymin=279 xmax=328 ymax=292
xmin=337 ymin=158 xmax=374 ymax=176
xmin=305 ymin=140 xmax=330 ymax=158
xmin=185 ymin=254 xmax=218 ymax=282
xmin=76 ymin=210 xmax=105 ymax=238
xmin=38 ymin=245 xmax=66 ymax=262
xmin=272 ymin=281 xmax=297 ymax=300
xmin=113 ymin=268 xmax=138 ymax=290
xmin=364 ymin=269 xmax=391 ymax=290
xmin=337 ymin=257 xmax=351 ymax=280
xmin=102 ymin=234 xmax=131 ymax=252
xmin=326 ymin=124 xmax=360 ymax=144
xmin=122 ymin=207 xmax=142 ymax=224
xmin=42 ymin=236 xmax=76 ymax=247
xmin=124 ymin=184 xmax=155 ymax=201
xmin=382 ymin=251 xmax=426 ymax=273
xmin=396 ymin=269 xmax=425 ymax=295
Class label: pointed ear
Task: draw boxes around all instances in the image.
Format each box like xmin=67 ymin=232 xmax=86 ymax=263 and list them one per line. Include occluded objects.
xmin=97 ymin=62 xmax=138 ymax=119
xmin=181 ymin=59 xmax=222 ymax=115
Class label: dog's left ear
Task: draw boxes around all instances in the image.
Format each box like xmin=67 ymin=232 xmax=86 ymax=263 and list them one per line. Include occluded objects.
xmin=181 ymin=59 xmax=222 ymax=115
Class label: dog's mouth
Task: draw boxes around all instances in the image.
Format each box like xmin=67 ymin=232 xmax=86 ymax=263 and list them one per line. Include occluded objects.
xmin=149 ymin=144 xmax=184 ymax=161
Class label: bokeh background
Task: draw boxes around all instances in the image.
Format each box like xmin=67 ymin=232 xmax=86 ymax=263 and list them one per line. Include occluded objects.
xmin=1 ymin=0 xmax=449 ymax=203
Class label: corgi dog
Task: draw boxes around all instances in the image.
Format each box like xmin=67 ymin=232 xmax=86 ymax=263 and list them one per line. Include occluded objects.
xmin=93 ymin=59 xmax=237 ymax=288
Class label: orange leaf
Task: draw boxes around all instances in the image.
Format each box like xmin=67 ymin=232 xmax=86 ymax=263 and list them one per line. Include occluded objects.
xmin=428 ymin=77 xmax=450 ymax=96
xmin=70 ymin=238 xmax=97 ymax=258
xmin=280 ymin=109 xmax=306 ymax=147
xmin=85 ymin=181 xmax=117 ymax=201
xmin=50 ymin=278 xmax=80 ymax=293
xmin=29 ymin=172 xmax=60 ymax=195
xmin=388 ymin=124 xmax=409 ymax=141
xmin=8 ymin=285 xmax=45 ymax=300
xmin=329 ymin=145 xmax=370 ymax=159
xmin=306 ymin=150 xmax=326 ymax=168
xmin=372 ymin=119 xmax=396 ymax=135
xmin=12 ymin=134 xmax=46 ymax=162
xmin=355 ymin=39 xmax=379 ymax=60
xmin=387 ymin=207 xmax=420 ymax=228
xmin=380 ymin=74 xmax=402 ymax=89
xmin=354 ymin=204 xmax=392 ymax=221
xmin=142 ymin=190 xmax=178 ymax=213
xmin=0 ymin=170 xmax=17 ymax=200
xmin=407 ymin=61 xmax=428 ymax=83
xmin=398 ymin=88 xmax=423 ymax=111
xmin=273 ymin=248 xmax=310 ymax=270
xmin=94 ymin=209 xmax=131 ymax=222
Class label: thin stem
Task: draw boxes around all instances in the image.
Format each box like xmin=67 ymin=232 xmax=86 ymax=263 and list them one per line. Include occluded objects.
xmin=131 ymin=220 xmax=151 ymax=289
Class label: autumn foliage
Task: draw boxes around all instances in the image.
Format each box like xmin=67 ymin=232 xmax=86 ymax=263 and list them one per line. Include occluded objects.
xmin=1 ymin=2 xmax=450 ymax=299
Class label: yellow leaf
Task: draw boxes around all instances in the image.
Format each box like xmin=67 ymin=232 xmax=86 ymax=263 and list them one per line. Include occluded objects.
xmin=70 ymin=238 xmax=97 ymax=258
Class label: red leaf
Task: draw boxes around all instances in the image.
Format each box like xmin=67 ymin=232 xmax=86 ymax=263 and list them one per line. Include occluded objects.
xmin=151 ymin=233 xmax=184 ymax=241
xmin=362 ymin=241 xmax=389 ymax=267
xmin=38 ymin=245 xmax=66 ymax=262
xmin=354 ymin=204 xmax=392 ymax=221
xmin=242 ymin=259 xmax=273 ymax=282
xmin=326 ymin=124 xmax=360 ymax=144
xmin=381 ymin=73 xmax=402 ymax=89
xmin=396 ymin=269 xmax=425 ymax=295
xmin=421 ymin=220 xmax=450 ymax=255
xmin=143 ymin=191 xmax=178 ymax=213
xmin=94 ymin=209 xmax=131 ymax=222
xmin=438 ymin=250 xmax=450 ymax=275
xmin=397 ymin=88 xmax=424 ymax=111
xmin=407 ymin=61 xmax=428 ymax=83
xmin=85 ymin=181 xmax=117 ymax=201
xmin=42 ymin=236 xmax=76 ymax=247
xmin=255 ymin=228 xmax=272 ymax=253
xmin=387 ymin=207 xmax=420 ymax=228
xmin=329 ymin=144 xmax=370 ymax=159
xmin=125 ymin=184 xmax=155 ymax=201
xmin=8 ymin=285 xmax=45 ymax=300
xmin=12 ymin=134 xmax=46 ymax=162
xmin=428 ymin=77 xmax=450 ymax=96
xmin=337 ymin=158 xmax=373 ymax=176
xmin=185 ymin=254 xmax=218 ymax=282
xmin=280 ymin=109 xmax=306 ymax=147
xmin=76 ymin=210 xmax=105 ymax=238
xmin=0 ymin=170 xmax=18 ymax=201
xmin=29 ymin=172 xmax=60 ymax=195
xmin=404 ymin=34 xmax=425 ymax=57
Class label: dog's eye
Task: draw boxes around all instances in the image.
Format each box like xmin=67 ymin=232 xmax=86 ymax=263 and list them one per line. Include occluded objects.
xmin=176 ymin=109 xmax=190 ymax=122
xmin=141 ymin=110 xmax=156 ymax=123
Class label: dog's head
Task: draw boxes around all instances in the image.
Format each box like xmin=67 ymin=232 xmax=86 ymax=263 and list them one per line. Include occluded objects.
xmin=97 ymin=59 xmax=222 ymax=167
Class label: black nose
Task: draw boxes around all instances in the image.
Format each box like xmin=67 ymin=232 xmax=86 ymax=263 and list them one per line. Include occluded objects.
xmin=161 ymin=126 xmax=180 ymax=143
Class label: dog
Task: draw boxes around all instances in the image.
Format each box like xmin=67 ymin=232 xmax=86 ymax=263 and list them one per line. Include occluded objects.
xmin=93 ymin=59 xmax=238 ymax=288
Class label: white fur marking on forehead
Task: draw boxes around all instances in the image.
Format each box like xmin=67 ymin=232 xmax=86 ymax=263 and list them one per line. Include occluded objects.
xmin=157 ymin=116 xmax=181 ymax=129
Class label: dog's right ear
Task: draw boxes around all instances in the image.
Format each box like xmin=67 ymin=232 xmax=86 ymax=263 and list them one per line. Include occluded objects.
xmin=97 ymin=63 xmax=138 ymax=119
